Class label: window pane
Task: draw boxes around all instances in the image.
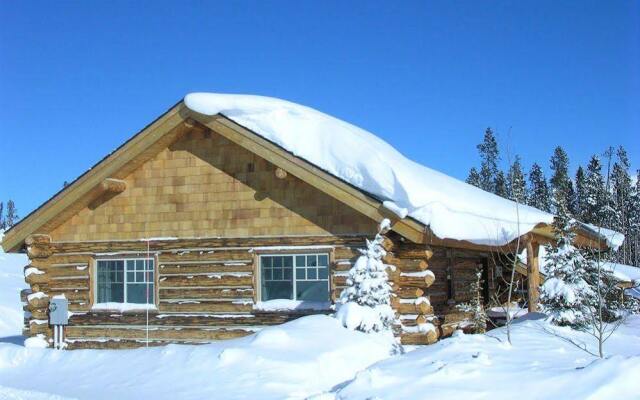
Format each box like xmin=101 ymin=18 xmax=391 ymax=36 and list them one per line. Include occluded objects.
xmin=296 ymin=268 xmax=305 ymax=280
xmin=283 ymin=268 xmax=292 ymax=280
xmin=307 ymin=268 xmax=317 ymax=279
xmin=273 ymin=268 xmax=282 ymax=280
xmin=262 ymin=281 xmax=292 ymax=301
xmin=307 ymin=255 xmax=317 ymax=267
xmin=136 ymin=271 xmax=144 ymax=282
xmin=318 ymin=267 xmax=328 ymax=279
xmin=126 ymin=260 xmax=135 ymax=271
xmin=136 ymin=260 xmax=144 ymax=271
xmin=296 ymin=281 xmax=328 ymax=302
xmin=284 ymin=256 xmax=293 ymax=268
xmin=318 ymin=255 xmax=328 ymax=266
xmin=263 ymin=257 xmax=272 ymax=268
xmin=296 ymin=255 xmax=305 ymax=266
xmin=97 ymin=260 xmax=125 ymax=303
xmin=127 ymin=271 xmax=135 ymax=282
xmin=273 ymin=257 xmax=282 ymax=269
xmin=127 ymin=283 xmax=154 ymax=304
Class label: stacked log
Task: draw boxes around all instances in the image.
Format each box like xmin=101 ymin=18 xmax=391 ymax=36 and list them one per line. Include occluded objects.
xmin=386 ymin=242 xmax=438 ymax=345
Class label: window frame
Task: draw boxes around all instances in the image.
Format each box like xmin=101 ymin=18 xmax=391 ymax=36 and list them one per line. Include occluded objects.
xmin=92 ymin=256 xmax=158 ymax=309
xmin=257 ymin=252 xmax=331 ymax=303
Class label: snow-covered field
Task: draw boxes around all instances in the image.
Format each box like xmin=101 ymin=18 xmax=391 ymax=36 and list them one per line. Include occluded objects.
xmin=0 ymin=248 xmax=638 ymax=399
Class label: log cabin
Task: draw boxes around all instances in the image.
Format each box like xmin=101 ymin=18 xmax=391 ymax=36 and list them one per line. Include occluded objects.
xmin=1 ymin=93 xmax=617 ymax=349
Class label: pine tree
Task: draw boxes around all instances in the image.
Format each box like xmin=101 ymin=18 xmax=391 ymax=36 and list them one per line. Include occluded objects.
xmin=5 ymin=200 xmax=18 ymax=228
xmin=575 ymin=166 xmax=587 ymax=220
xmin=583 ymin=155 xmax=617 ymax=227
xmin=477 ymin=128 xmax=500 ymax=193
xmin=494 ymin=171 xmax=508 ymax=199
xmin=0 ymin=202 xmax=4 ymax=230
xmin=540 ymin=203 xmax=592 ymax=329
xmin=541 ymin=197 xmax=638 ymax=333
xmin=506 ymin=156 xmax=527 ymax=203
xmin=336 ymin=219 xmax=396 ymax=333
xmin=549 ymin=146 xmax=575 ymax=215
xmin=466 ymin=167 xmax=481 ymax=188
xmin=631 ymin=171 xmax=640 ymax=266
xmin=455 ymin=265 xmax=487 ymax=333
xmin=528 ymin=163 xmax=551 ymax=212
xmin=611 ymin=147 xmax=633 ymax=264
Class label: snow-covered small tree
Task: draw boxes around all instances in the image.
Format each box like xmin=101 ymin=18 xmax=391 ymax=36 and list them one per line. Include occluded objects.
xmin=336 ymin=219 xmax=396 ymax=333
xmin=540 ymin=205 xmax=593 ymax=328
xmin=455 ymin=265 xmax=487 ymax=333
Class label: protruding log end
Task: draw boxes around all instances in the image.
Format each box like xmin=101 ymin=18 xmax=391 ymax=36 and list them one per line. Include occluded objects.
xmin=100 ymin=178 xmax=127 ymax=193
xmin=275 ymin=167 xmax=288 ymax=179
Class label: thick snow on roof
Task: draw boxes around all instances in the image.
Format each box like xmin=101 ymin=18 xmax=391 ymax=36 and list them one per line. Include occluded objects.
xmin=185 ymin=93 xmax=554 ymax=246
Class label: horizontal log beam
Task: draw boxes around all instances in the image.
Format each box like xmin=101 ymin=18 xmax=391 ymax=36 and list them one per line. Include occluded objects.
xmin=159 ymin=287 xmax=254 ymax=300
xmin=68 ymin=312 xmax=307 ymax=327
xmin=159 ymin=275 xmax=253 ymax=288
xmin=158 ymin=301 xmax=253 ymax=313
xmin=159 ymin=263 xmax=252 ymax=275
xmin=65 ymin=326 xmax=252 ymax=341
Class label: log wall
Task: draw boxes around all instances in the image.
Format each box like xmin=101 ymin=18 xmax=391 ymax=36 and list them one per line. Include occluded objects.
xmin=16 ymin=124 xmax=496 ymax=348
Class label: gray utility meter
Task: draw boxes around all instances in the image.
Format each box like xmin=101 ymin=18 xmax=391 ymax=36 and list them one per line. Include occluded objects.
xmin=49 ymin=297 xmax=69 ymax=325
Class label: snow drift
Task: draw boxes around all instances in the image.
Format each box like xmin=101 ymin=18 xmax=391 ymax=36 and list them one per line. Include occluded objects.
xmin=185 ymin=93 xmax=555 ymax=246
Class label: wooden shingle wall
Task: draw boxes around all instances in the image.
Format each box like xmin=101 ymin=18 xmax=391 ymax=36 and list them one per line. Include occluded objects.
xmin=49 ymin=128 xmax=376 ymax=242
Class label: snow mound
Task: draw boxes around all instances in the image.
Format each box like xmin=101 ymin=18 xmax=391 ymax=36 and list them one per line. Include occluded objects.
xmin=185 ymin=93 xmax=554 ymax=246
xmin=0 ymin=315 xmax=394 ymax=400
xmin=0 ymin=235 xmax=28 ymax=338
xmin=329 ymin=316 xmax=640 ymax=400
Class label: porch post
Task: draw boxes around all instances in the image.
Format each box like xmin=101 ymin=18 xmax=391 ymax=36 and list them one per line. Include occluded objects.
xmin=526 ymin=238 xmax=540 ymax=312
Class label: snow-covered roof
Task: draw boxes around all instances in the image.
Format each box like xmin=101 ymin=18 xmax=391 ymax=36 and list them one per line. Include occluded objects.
xmin=185 ymin=93 xmax=554 ymax=246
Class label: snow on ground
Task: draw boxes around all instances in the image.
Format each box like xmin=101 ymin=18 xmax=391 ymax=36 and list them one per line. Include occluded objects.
xmin=185 ymin=93 xmax=555 ymax=246
xmin=0 ymin=244 xmax=27 ymax=338
xmin=325 ymin=315 xmax=640 ymax=400
xmin=0 ymin=316 xmax=392 ymax=400
xmin=0 ymin=242 xmax=639 ymax=399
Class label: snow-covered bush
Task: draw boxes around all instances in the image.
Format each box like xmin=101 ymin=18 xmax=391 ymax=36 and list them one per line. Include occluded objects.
xmin=456 ymin=266 xmax=487 ymax=333
xmin=335 ymin=219 xmax=396 ymax=333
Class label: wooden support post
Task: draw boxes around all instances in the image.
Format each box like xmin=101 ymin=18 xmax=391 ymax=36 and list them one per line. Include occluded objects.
xmin=526 ymin=239 xmax=540 ymax=312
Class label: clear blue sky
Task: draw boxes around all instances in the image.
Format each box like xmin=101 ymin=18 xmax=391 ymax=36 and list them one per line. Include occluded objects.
xmin=1 ymin=1 xmax=638 ymax=217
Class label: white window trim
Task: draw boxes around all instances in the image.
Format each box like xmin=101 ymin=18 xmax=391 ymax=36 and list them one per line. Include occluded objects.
xmin=258 ymin=253 xmax=330 ymax=302
xmin=92 ymin=257 xmax=157 ymax=310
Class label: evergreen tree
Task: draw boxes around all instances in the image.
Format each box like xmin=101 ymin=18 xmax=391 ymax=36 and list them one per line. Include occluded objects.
xmin=506 ymin=156 xmax=527 ymax=203
xmin=575 ymin=166 xmax=587 ymax=220
xmin=5 ymin=200 xmax=18 ymax=228
xmin=611 ymin=147 xmax=633 ymax=264
xmin=477 ymin=128 xmax=499 ymax=193
xmin=549 ymin=146 xmax=575 ymax=215
xmin=527 ymin=163 xmax=551 ymax=212
xmin=630 ymin=170 xmax=640 ymax=267
xmin=540 ymin=205 xmax=592 ymax=329
xmin=0 ymin=202 xmax=4 ymax=230
xmin=541 ymin=197 xmax=639 ymax=332
xmin=336 ymin=219 xmax=396 ymax=333
xmin=583 ymin=155 xmax=617 ymax=228
xmin=466 ymin=167 xmax=481 ymax=188
xmin=494 ymin=171 xmax=508 ymax=199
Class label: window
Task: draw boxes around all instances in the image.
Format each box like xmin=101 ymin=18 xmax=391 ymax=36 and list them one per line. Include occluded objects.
xmin=96 ymin=259 xmax=155 ymax=304
xmin=260 ymin=254 xmax=329 ymax=302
